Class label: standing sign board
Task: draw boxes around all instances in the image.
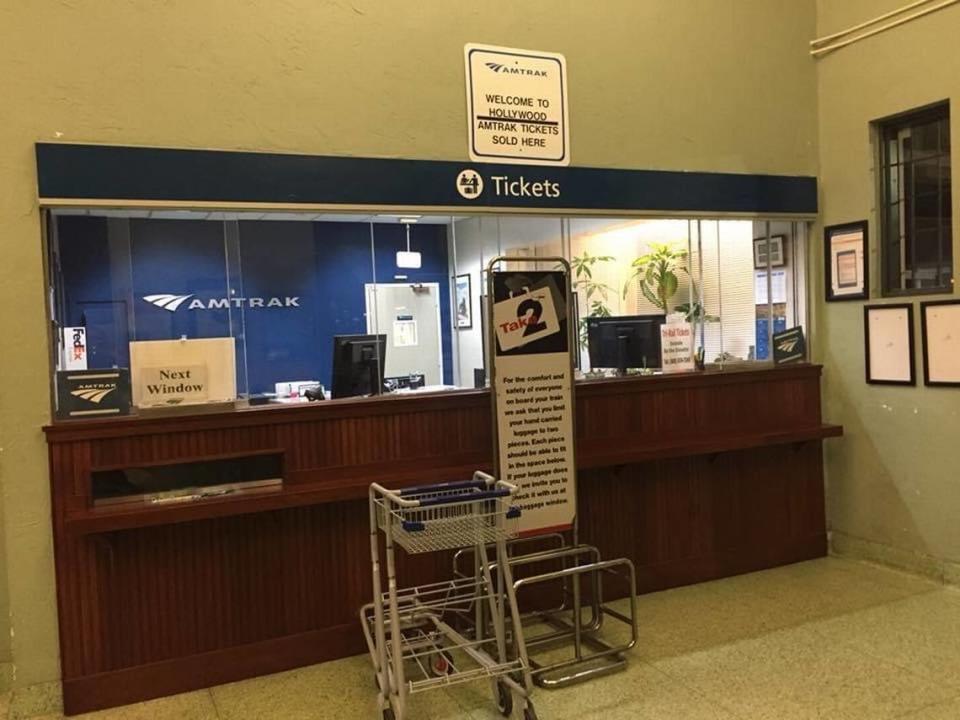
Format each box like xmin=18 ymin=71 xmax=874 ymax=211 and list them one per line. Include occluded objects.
xmin=465 ymin=43 xmax=570 ymax=166
xmin=489 ymin=265 xmax=576 ymax=534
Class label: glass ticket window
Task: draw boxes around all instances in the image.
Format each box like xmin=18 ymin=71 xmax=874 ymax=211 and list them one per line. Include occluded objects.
xmin=451 ymin=216 xmax=811 ymax=379
xmin=46 ymin=209 xmax=811 ymax=421
xmin=47 ymin=211 xmax=455 ymax=418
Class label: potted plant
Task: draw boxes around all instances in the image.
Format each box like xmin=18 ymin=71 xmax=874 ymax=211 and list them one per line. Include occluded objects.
xmin=624 ymin=242 xmax=717 ymax=369
xmin=622 ymin=242 xmax=688 ymax=313
xmin=570 ymin=251 xmax=615 ymax=350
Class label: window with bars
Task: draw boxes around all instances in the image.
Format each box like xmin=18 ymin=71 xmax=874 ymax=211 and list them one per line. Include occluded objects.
xmin=879 ymin=103 xmax=953 ymax=295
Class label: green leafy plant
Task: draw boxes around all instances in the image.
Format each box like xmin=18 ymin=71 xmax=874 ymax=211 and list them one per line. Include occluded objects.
xmin=675 ymin=280 xmax=719 ymax=325
xmin=570 ymin=251 xmax=615 ymax=348
xmin=622 ymin=242 xmax=688 ymax=313
xmin=624 ymin=244 xmax=718 ymax=369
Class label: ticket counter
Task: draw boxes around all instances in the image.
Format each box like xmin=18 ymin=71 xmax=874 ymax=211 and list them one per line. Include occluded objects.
xmin=45 ymin=364 xmax=840 ymax=713
xmin=38 ymin=143 xmax=837 ymax=714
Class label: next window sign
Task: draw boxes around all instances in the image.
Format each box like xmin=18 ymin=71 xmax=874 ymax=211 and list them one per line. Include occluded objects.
xmin=464 ymin=43 xmax=569 ymax=166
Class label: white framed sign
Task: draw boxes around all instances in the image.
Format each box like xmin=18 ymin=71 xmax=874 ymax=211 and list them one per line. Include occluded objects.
xmin=864 ymin=304 xmax=915 ymax=386
xmin=921 ymin=300 xmax=960 ymax=386
xmin=825 ymin=221 xmax=868 ymax=302
xmin=464 ymin=43 xmax=569 ymax=166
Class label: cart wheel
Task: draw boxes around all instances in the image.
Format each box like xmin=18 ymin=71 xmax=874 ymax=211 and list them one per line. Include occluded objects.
xmin=495 ymin=680 xmax=513 ymax=717
xmin=382 ymin=708 xmax=395 ymax=720
xmin=523 ymin=703 xmax=539 ymax=720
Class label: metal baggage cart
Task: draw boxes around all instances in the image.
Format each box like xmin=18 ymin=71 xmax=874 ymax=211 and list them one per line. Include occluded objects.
xmin=361 ymin=472 xmax=539 ymax=720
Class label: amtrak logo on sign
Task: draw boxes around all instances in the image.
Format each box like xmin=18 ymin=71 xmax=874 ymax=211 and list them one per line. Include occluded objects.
xmin=776 ymin=337 xmax=800 ymax=354
xmin=485 ymin=61 xmax=547 ymax=78
xmin=456 ymin=169 xmax=484 ymax=199
xmin=142 ymin=294 xmax=300 ymax=311
xmin=70 ymin=385 xmax=116 ymax=404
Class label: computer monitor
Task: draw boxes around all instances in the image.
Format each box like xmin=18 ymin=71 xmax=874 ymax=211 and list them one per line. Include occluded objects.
xmin=331 ymin=334 xmax=387 ymax=399
xmin=587 ymin=315 xmax=665 ymax=374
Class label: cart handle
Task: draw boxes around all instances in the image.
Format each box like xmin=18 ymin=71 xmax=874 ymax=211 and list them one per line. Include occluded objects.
xmin=417 ymin=488 xmax=511 ymax=507
xmin=370 ymin=475 xmax=516 ymax=508
xmin=398 ymin=478 xmax=488 ymax=496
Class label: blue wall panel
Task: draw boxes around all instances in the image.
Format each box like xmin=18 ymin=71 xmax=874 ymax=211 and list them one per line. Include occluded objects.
xmin=56 ymin=217 xmax=452 ymax=395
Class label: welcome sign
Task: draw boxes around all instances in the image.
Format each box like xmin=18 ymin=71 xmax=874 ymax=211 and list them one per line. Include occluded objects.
xmin=491 ymin=269 xmax=576 ymax=534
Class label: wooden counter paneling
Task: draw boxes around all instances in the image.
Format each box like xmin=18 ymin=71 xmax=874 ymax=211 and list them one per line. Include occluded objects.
xmin=44 ymin=364 xmax=839 ymax=714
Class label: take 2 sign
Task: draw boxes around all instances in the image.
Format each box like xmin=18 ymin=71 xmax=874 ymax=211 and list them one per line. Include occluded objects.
xmin=493 ymin=283 xmax=561 ymax=351
xmin=491 ymin=270 xmax=576 ymax=534
xmin=465 ymin=43 xmax=570 ymax=166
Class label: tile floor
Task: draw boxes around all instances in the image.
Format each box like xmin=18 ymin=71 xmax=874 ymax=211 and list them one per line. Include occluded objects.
xmin=3 ymin=556 xmax=959 ymax=719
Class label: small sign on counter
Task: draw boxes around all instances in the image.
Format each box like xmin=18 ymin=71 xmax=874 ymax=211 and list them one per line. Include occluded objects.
xmin=139 ymin=365 xmax=209 ymax=406
xmin=61 ymin=327 xmax=88 ymax=370
xmin=660 ymin=322 xmax=695 ymax=373
xmin=773 ymin=327 xmax=806 ymax=364
xmin=56 ymin=369 xmax=131 ymax=419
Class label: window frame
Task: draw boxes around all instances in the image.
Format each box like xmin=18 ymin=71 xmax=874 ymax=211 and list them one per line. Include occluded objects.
xmin=877 ymin=101 xmax=953 ymax=298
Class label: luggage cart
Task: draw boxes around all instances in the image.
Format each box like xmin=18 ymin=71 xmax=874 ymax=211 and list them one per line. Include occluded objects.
xmin=361 ymin=472 xmax=539 ymax=720
xmin=454 ymin=540 xmax=638 ymax=687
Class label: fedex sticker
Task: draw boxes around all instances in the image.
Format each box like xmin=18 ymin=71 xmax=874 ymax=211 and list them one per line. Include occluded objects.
xmin=493 ymin=286 xmax=560 ymax=352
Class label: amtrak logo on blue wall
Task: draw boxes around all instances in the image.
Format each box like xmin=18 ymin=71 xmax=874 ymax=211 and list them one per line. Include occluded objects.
xmin=142 ymin=294 xmax=300 ymax=311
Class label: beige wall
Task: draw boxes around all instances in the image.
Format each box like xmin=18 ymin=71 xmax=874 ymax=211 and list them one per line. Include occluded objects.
xmin=816 ymin=0 xmax=960 ymax=572
xmin=0 ymin=0 xmax=817 ymax=686
xmin=0 ymin=487 xmax=10 ymax=685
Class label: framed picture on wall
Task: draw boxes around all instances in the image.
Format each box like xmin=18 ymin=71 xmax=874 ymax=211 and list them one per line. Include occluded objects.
xmin=864 ymin=304 xmax=915 ymax=385
xmin=825 ymin=221 xmax=868 ymax=301
xmin=753 ymin=235 xmax=785 ymax=268
xmin=920 ymin=300 xmax=960 ymax=386
xmin=455 ymin=274 xmax=472 ymax=329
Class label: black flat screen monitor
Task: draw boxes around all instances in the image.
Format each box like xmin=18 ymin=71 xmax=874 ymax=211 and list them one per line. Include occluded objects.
xmin=587 ymin=315 xmax=665 ymax=374
xmin=331 ymin=334 xmax=386 ymax=399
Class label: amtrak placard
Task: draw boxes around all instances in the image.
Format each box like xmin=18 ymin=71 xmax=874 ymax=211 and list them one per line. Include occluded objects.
xmin=465 ymin=44 xmax=569 ymax=166
xmin=56 ymin=369 xmax=131 ymax=419
xmin=492 ymin=271 xmax=575 ymax=534
xmin=773 ymin=327 xmax=806 ymax=364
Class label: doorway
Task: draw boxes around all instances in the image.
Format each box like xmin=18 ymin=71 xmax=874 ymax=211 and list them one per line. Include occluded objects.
xmin=364 ymin=282 xmax=443 ymax=387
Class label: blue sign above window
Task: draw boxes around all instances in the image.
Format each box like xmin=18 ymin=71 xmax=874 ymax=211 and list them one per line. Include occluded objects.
xmin=36 ymin=143 xmax=817 ymax=216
